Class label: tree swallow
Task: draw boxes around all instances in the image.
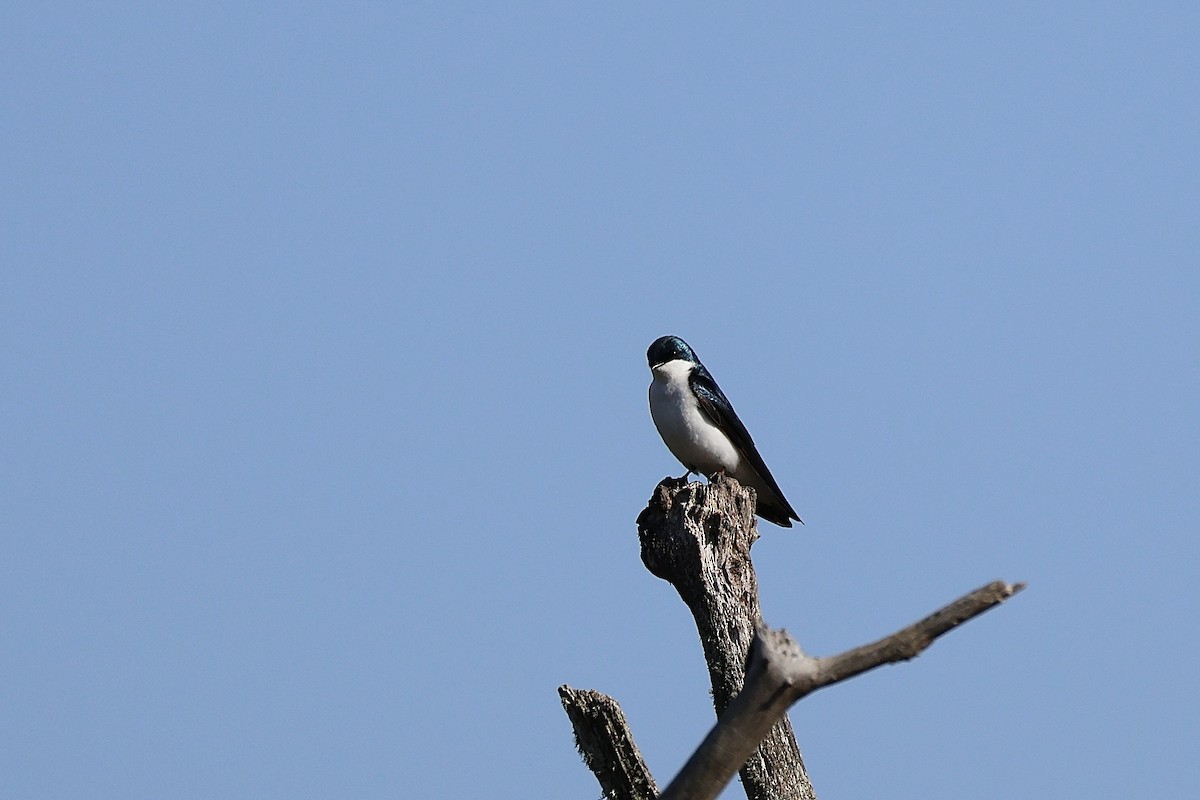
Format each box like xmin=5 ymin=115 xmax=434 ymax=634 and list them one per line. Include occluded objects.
xmin=647 ymin=335 xmax=802 ymax=527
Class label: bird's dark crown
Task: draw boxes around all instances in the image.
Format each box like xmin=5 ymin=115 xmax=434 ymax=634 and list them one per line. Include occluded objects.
xmin=647 ymin=335 xmax=699 ymax=368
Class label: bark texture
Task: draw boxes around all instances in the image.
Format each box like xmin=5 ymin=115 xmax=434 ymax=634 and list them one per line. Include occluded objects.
xmin=558 ymin=686 xmax=657 ymax=800
xmin=636 ymin=475 xmax=815 ymax=800
xmin=658 ymin=580 xmax=1025 ymax=800
xmin=559 ymin=474 xmax=1026 ymax=800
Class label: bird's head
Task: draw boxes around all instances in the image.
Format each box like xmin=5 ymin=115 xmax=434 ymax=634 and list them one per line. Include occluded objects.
xmin=647 ymin=335 xmax=699 ymax=370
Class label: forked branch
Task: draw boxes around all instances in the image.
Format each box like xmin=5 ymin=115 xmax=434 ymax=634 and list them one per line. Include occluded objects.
xmin=658 ymin=580 xmax=1026 ymax=800
xmin=560 ymin=476 xmax=1025 ymax=800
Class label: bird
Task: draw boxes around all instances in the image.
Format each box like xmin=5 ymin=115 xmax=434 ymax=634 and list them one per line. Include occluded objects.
xmin=646 ymin=335 xmax=802 ymax=527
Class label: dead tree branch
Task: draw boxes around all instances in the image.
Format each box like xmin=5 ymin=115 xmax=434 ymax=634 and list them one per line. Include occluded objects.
xmin=560 ymin=475 xmax=1025 ymax=800
xmin=658 ymin=580 xmax=1025 ymax=800
xmin=636 ymin=475 xmax=815 ymax=800
xmin=558 ymin=686 xmax=657 ymax=800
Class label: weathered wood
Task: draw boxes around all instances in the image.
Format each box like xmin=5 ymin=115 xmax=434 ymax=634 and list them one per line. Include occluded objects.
xmin=558 ymin=686 xmax=657 ymax=800
xmin=659 ymin=580 xmax=1026 ymax=800
xmin=559 ymin=474 xmax=1025 ymax=800
xmin=636 ymin=475 xmax=816 ymax=800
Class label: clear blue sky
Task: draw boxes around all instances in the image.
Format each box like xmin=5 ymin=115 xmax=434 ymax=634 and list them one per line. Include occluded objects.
xmin=3 ymin=4 xmax=1197 ymax=798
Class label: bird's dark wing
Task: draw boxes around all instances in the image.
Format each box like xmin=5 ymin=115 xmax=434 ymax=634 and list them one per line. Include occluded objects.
xmin=690 ymin=365 xmax=800 ymax=524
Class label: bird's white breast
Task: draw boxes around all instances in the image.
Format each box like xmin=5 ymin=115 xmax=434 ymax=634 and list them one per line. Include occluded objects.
xmin=648 ymin=360 xmax=742 ymax=475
